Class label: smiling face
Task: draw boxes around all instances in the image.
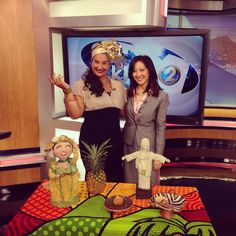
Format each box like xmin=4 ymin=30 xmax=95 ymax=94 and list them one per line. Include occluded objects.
xmin=132 ymin=60 xmax=150 ymax=88
xmin=53 ymin=141 xmax=73 ymax=160
xmin=91 ymin=53 xmax=110 ymax=79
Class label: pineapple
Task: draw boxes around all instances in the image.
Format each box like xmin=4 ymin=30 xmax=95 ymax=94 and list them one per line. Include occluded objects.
xmin=81 ymin=139 xmax=111 ymax=194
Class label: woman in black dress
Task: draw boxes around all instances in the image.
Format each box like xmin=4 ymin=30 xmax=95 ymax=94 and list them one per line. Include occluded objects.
xmin=50 ymin=40 xmax=126 ymax=182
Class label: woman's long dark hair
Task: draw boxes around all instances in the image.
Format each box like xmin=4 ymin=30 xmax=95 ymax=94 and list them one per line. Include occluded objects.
xmin=82 ymin=68 xmax=104 ymax=97
xmin=127 ymin=55 xmax=162 ymax=98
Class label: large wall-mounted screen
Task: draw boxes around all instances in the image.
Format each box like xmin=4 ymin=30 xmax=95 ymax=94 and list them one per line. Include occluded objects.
xmin=50 ymin=28 xmax=210 ymax=125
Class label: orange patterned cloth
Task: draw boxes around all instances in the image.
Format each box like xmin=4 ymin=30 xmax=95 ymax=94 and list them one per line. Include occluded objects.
xmin=4 ymin=181 xmax=216 ymax=236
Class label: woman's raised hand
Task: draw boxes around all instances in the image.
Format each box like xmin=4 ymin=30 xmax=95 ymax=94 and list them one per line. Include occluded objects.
xmin=49 ymin=73 xmax=70 ymax=91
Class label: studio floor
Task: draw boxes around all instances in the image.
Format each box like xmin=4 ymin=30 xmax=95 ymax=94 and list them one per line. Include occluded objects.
xmin=0 ymin=177 xmax=235 ymax=236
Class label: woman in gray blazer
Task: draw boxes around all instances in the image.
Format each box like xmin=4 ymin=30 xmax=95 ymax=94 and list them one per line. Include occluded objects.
xmin=123 ymin=55 xmax=169 ymax=185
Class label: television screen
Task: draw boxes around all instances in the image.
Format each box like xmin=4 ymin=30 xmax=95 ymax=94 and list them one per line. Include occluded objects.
xmin=56 ymin=29 xmax=210 ymax=125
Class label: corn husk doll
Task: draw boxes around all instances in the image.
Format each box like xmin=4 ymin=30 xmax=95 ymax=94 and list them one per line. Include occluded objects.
xmin=46 ymin=135 xmax=80 ymax=208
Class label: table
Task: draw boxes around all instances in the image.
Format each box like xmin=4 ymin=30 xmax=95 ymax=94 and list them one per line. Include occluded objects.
xmin=4 ymin=181 xmax=216 ymax=236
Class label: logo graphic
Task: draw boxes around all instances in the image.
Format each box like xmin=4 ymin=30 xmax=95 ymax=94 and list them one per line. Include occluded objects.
xmin=159 ymin=65 xmax=181 ymax=86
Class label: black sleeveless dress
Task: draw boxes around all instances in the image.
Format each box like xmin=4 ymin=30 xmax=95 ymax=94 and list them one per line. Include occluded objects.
xmin=79 ymin=107 xmax=124 ymax=182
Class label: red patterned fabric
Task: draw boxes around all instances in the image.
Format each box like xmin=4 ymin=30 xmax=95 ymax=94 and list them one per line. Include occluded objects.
xmin=4 ymin=212 xmax=45 ymax=236
xmin=21 ymin=181 xmax=70 ymax=220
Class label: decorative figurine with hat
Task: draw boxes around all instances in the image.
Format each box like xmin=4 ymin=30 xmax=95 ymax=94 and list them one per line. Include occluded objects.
xmin=45 ymin=135 xmax=80 ymax=208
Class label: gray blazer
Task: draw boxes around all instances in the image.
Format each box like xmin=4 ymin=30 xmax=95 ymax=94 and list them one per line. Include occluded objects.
xmin=123 ymin=90 xmax=169 ymax=155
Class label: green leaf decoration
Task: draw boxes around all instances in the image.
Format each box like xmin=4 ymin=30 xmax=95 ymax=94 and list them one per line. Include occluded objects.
xmin=31 ymin=216 xmax=108 ymax=236
xmin=30 ymin=195 xmax=110 ymax=236
xmin=102 ymin=209 xmax=216 ymax=236
xmin=65 ymin=195 xmax=110 ymax=218
xmin=186 ymin=221 xmax=217 ymax=236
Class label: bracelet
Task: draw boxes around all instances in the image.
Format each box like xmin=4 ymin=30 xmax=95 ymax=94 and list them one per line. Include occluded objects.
xmin=64 ymin=98 xmax=76 ymax=103
xmin=63 ymin=87 xmax=73 ymax=95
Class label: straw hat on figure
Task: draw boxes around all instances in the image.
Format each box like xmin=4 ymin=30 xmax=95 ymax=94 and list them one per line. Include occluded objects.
xmin=46 ymin=135 xmax=80 ymax=208
xmin=122 ymin=138 xmax=170 ymax=198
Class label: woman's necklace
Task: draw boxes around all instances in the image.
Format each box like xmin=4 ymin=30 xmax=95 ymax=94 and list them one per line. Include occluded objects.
xmin=134 ymin=87 xmax=147 ymax=105
xmin=103 ymin=78 xmax=115 ymax=96
xmin=135 ymin=87 xmax=146 ymax=96
xmin=106 ymin=87 xmax=113 ymax=96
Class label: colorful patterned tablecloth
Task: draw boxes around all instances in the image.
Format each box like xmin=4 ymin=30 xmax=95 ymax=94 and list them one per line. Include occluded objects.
xmin=4 ymin=180 xmax=216 ymax=236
